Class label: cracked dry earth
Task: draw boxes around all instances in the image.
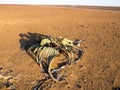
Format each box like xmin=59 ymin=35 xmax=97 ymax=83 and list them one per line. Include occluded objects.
xmin=0 ymin=5 xmax=120 ymax=90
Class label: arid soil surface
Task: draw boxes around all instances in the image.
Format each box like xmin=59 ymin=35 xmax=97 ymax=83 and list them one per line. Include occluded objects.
xmin=0 ymin=5 xmax=120 ymax=90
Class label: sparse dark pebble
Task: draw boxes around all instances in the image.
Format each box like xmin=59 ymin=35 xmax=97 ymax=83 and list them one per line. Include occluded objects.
xmin=4 ymin=82 xmax=13 ymax=88
xmin=0 ymin=67 xmax=3 ymax=71
xmin=79 ymin=65 xmax=83 ymax=68
xmin=75 ymin=84 xmax=81 ymax=88
xmin=67 ymin=86 xmax=70 ymax=88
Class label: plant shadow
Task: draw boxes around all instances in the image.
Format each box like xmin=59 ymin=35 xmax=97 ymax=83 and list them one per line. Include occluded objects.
xmin=112 ymin=87 xmax=120 ymax=90
xmin=19 ymin=32 xmax=50 ymax=51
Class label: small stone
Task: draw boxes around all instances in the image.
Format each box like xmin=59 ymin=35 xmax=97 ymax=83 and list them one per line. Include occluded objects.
xmin=7 ymin=85 xmax=15 ymax=90
xmin=4 ymin=82 xmax=13 ymax=88
xmin=31 ymin=81 xmax=36 ymax=85
xmin=75 ymin=84 xmax=81 ymax=88
xmin=67 ymin=86 xmax=70 ymax=88
xmin=0 ymin=67 xmax=3 ymax=72
xmin=79 ymin=25 xmax=84 ymax=27
xmin=0 ymin=67 xmax=3 ymax=70
xmin=79 ymin=65 xmax=83 ymax=68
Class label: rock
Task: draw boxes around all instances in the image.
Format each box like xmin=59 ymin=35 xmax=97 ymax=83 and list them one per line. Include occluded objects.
xmin=75 ymin=83 xmax=81 ymax=88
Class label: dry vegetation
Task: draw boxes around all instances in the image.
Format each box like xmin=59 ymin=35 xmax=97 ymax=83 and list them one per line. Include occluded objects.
xmin=0 ymin=4 xmax=120 ymax=90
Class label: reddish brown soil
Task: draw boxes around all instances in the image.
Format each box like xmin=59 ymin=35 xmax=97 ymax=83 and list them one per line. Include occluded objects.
xmin=0 ymin=5 xmax=120 ymax=90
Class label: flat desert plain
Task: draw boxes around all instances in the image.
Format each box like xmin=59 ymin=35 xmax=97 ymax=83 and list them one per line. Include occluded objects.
xmin=0 ymin=5 xmax=120 ymax=90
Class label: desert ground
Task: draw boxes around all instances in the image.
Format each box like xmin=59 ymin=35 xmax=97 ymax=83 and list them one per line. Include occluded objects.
xmin=0 ymin=4 xmax=120 ymax=90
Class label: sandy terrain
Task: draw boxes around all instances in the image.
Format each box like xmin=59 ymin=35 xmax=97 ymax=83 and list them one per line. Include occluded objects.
xmin=0 ymin=4 xmax=120 ymax=90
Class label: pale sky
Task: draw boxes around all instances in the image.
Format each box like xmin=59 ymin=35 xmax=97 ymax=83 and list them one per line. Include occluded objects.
xmin=0 ymin=0 xmax=120 ymax=6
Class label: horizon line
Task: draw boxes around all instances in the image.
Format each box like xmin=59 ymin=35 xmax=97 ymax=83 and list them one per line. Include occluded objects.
xmin=0 ymin=3 xmax=120 ymax=7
